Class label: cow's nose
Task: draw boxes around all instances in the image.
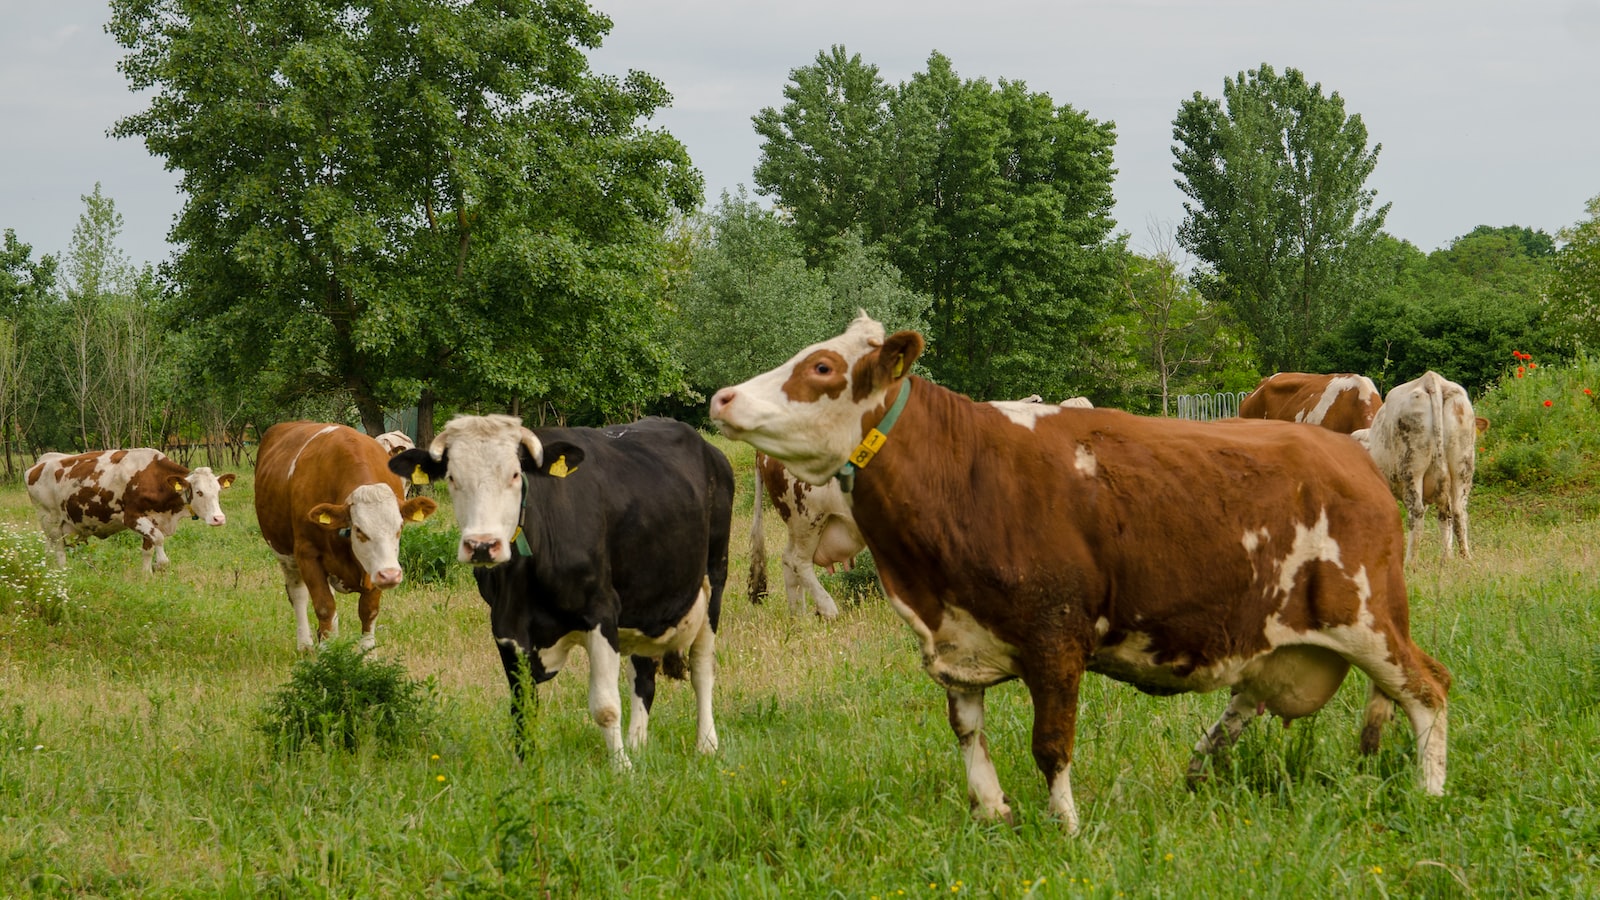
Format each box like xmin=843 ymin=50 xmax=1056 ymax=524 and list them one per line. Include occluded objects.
xmin=208 ymin=514 xmax=226 ymax=526
xmin=461 ymin=537 xmax=503 ymax=564
xmin=709 ymin=387 xmax=736 ymax=419
xmin=371 ymin=568 xmax=403 ymax=588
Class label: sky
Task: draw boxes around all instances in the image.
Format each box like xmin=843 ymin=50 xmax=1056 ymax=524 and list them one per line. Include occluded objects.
xmin=3 ymin=0 xmax=1598 ymax=270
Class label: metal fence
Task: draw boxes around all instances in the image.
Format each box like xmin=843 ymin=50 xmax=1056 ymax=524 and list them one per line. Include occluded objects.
xmin=1173 ymin=391 xmax=1252 ymax=422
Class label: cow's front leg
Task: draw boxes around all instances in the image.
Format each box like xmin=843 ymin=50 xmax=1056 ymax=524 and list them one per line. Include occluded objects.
xmin=294 ymin=553 xmax=339 ymax=644
xmin=627 ymin=655 xmax=657 ymax=751
xmin=356 ymin=588 xmax=383 ymax=650
xmin=274 ymin=554 xmax=316 ymax=652
xmin=1025 ymin=666 xmax=1084 ymax=834
xmin=947 ymin=688 xmax=1012 ymax=825
xmin=689 ymin=617 xmax=718 ymax=753
xmin=585 ymin=626 xmax=630 ymax=769
xmin=131 ymin=516 xmax=166 ymax=573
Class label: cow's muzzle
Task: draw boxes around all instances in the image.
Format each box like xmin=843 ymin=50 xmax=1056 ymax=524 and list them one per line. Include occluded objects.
xmin=461 ymin=536 xmax=506 ymax=565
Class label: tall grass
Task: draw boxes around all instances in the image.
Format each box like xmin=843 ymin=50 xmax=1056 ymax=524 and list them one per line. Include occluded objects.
xmin=0 ymin=437 xmax=1596 ymax=897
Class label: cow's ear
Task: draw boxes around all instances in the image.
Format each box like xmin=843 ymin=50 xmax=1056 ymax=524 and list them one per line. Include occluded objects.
xmin=308 ymin=502 xmax=351 ymax=531
xmin=877 ymin=330 xmax=924 ymax=383
xmin=170 ymin=476 xmax=191 ymax=494
xmin=532 ymin=442 xmax=585 ymax=478
xmin=389 ymin=447 xmax=446 ymax=485
xmin=400 ymin=496 xmax=439 ymax=524
xmin=218 ymin=473 xmax=238 ymax=489
xmin=1475 ymin=416 xmax=1490 ymax=434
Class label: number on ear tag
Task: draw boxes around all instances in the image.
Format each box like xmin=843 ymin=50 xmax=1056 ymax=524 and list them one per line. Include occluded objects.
xmin=548 ymin=455 xmax=571 ymax=478
xmin=411 ymin=465 xmax=430 ymax=486
xmin=318 ymin=513 xmax=333 ymax=525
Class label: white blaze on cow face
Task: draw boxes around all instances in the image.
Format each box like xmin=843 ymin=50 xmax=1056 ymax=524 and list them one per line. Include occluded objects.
xmin=711 ymin=313 xmax=907 ymax=485
xmin=183 ymin=467 xmax=235 ymax=526
xmin=430 ymin=414 xmax=541 ymax=564
xmin=317 ymin=483 xmax=408 ymax=588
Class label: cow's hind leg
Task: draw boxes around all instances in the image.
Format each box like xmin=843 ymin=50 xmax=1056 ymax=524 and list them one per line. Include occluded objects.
xmin=275 ymin=555 xmax=316 ymax=652
xmin=1187 ymin=691 xmax=1262 ymax=786
xmin=689 ymin=616 xmax=719 ymax=754
xmin=947 ymin=688 xmax=1013 ymax=825
xmin=627 ymin=655 xmax=657 ymax=751
xmin=1355 ymin=639 xmax=1450 ymax=795
xmin=584 ymin=626 xmax=630 ymax=769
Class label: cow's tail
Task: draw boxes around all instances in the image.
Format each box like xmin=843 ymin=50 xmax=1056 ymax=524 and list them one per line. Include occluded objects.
xmin=747 ymin=455 xmax=769 ymax=602
xmin=1430 ymin=373 xmax=1453 ymax=519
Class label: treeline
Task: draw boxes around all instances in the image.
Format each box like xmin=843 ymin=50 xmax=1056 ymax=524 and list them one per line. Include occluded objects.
xmin=4 ymin=3 xmax=1599 ymax=468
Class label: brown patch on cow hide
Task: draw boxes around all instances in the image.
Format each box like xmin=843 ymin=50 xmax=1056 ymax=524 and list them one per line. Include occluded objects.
xmin=781 ymin=350 xmax=849 ymax=403
xmin=66 ymin=484 xmax=118 ymax=525
xmin=26 ymin=464 xmax=44 ymax=486
xmin=124 ymin=457 xmax=188 ymax=518
xmin=110 ymin=450 xmax=129 ymax=464
xmin=64 ymin=454 xmax=105 ymax=484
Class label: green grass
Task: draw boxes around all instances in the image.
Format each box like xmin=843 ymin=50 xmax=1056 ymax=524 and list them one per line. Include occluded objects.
xmin=1 ymin=436 xmax=1598 ymax=897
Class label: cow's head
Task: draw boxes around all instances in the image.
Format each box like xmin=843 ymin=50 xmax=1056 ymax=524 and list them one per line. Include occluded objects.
xmin=308 ymin=484 xmax=437 ymax=589
xmin=182 ymin=467 xmax=238 ymax=527
xmin=388 ymin=414 xmax=584 ymax=566
xmin=710 ymin=312 xmax=924 ymax=484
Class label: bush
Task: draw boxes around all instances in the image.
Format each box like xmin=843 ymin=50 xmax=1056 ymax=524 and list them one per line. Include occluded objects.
xmin=257 ymin=639 xmax=438 ymax=754
xmin=829 ymin=551 xmax=883 ymax=604
xmin=1476 ymin=352 xmax=1600 ymax=487
xmin=398 ymin=521 xmax=464 ymax=586
xmin=0 ymin=525 xmax=73 ymax=626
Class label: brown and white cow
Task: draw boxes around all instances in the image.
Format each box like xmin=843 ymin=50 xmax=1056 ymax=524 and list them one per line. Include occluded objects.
xmin=26 ymin=449 xmax=236 ymax=573
xmin=375 ymin=430 xmax=416 ymax=456
xmin=255 ymin=422 xmax=438 ymax=651
xmin=748 ymin=396 xmax=1093 ymax=617
xmin=1350 ymin=371 xmax=1487 ymax=561
xmin=710 ymin=313 xmax=1450 ymax=832
xmin=748 ymin=451 xmax=866 ymax=618
xmin=1239 ymin=372 xmax=1383 ymax=433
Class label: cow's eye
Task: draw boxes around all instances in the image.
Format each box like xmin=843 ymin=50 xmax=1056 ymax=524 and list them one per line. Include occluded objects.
xmin=814 ymin=361 xmax=833 ymax=376
xmin=511 ymin=472 xmax=521 ymax=485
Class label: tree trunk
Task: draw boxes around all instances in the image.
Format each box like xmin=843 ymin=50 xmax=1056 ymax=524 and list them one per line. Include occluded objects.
xmin=416 ymin=388 xmax=436 ymax=449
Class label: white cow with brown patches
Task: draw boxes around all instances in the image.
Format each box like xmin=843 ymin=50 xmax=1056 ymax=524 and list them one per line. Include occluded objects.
xmin=1350 ymin=371 xmax=1487 ymax=561
xmin=711 ymin=313 xmax=1450 ymax=834
xmin=26 ymin=449 xmax=236 ymax=572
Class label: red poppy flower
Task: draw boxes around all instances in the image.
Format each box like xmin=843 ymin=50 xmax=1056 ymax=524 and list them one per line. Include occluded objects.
xmin=1544 ymin=400 xmax=1553 ymax=407
xmin=1529 ymin=362 xmax=1538 ymax=369
xmin=1513 ymin=351 xmax=1523 ymax=359
xmin=1517 ymin=366 xmax=1526 ymax=376
xmin=1585 ymin=388 xmax=1593 ymax=396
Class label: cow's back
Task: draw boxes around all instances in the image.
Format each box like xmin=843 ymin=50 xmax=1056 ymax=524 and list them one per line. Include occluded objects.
xmin=256 ymin=422 xmax=403 ymax=555
xmin=1240 ymin=373 xmax=1381 ymax=433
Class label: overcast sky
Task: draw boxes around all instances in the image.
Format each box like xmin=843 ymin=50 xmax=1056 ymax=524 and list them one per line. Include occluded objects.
xmin=4 ymin=0 xmax=1598 ymax=269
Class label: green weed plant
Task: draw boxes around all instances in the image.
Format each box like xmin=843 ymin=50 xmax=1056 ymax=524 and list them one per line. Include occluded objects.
xmin=1476 ymin=351 xmax=1600 ymax=487
xmin=0 ymin=523 xmax=73 ymax=626
xmin=257 ymin=639 xmax=439 ymax=754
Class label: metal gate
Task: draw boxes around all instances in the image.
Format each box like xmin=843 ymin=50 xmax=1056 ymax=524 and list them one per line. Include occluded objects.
xmin=1173 ymin=391 xmax=1251 ymax=421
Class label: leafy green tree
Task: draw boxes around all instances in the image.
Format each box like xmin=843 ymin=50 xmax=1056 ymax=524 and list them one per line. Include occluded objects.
xmin=109 ymin=0 xmax=701 ymax=436
xmin=0 ymin=230 xmax=58 ymax=473
xmin=1548 ymin=192 xmax=1600 ymax=354
xmin=673 ymin=191 xmax=928 ymax=401
xmin=1173 ymin=63 xmax=1389 ymax=373
xmin=1311 ymin=230 xmax=1558 ymax=393
xmin=1115 ymin=241 xmax=1230 ymax=415
xmin=755 ymin=50 xmax=1119 ymax=402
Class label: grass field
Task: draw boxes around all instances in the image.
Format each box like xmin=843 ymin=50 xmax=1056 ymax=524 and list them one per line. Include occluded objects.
xmin=1 ymin=436 xmax=1598 ymax=898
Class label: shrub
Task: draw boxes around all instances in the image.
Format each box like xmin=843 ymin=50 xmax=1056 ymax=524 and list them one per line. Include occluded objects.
xmin=398 ymin=521 xmax=464 ymax=586
xmin=257 ymin=639 xmax=439 ymax=754
xmin=829 ymin=551 xmax=883 ymax=604
xmin=1476 ymin=352 xmax=1600 ymax=487
xmin=0 ymin=525 xmax=73 ymax=626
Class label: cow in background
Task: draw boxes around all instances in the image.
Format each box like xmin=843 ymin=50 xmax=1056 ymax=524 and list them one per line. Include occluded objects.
xmin=711 ymin=313 xmax=1449 ymax=833
xmin=1239 ymin=372 xmax=1382 ymax=433
xmin=749 ymin=396 xmax=1093 ymax=617
xmin=389 ymin=415 xmax=734 ymax=767
xmin=1351 ymin=371 xmax=1487 ymax=560
xmin=26 ymin=449 xmax=236 ymax=573
xmin=375 ymin=431 xmax=415 ymax=456
xmin=255 ymin=422 xmax=438 ymax=651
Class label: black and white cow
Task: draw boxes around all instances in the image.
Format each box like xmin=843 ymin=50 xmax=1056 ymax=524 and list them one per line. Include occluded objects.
xmin=389 ymin=414 xmax=734 ymax=767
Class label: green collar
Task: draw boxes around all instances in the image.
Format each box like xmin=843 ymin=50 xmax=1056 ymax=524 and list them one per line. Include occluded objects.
xmin=834 ymin=379 xmax=912 ymax=493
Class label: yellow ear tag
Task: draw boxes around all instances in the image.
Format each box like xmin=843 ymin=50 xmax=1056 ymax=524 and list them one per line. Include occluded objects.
xmin=892 ymin=355 xmax=905 ymax=378
xmin=410 ymin=465 xmax=430 ymax=486
xmin=548 ymin=455 xmax=570 ymax=478
xmin=172 ymin=480 xmax=185 ymax=492
xmin=318 ymin=513 xmax=333 ymax=525
xmin=410 ymin=509 xmax=426 ymax=522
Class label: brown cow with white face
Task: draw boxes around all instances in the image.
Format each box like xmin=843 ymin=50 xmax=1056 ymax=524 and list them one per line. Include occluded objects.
xmin=1350 ymin=371 xmax=1487 ymax=561
xmin=255 ymin=422 xmax=438 ymax=651
xmin=710 ymin=313 xmax=1450 ymax=833
xmin=1239 ymin=372 xmax=1383 ymax=433
xmin=26 ymin=449 xmax=236 ymax=573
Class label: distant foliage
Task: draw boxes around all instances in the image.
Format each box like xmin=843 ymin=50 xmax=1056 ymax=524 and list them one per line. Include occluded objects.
xmin=398 ymin=521 xmax=465 ymax=587
xmin=258 ymin=640 xmax=438 ymax=754
xmin=1475 ymin=353 xmax=1600 ymax=487
xmin=0 ymin=525 xmax=72 ymax=626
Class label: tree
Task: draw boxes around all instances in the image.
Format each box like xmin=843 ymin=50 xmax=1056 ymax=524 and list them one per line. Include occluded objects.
xmin=1548 ymin=192 xmax=1600 ymax=354
xmin=0 ymin=230 xmax=57 ymax=474
xmin=755 ymin=50 xmax=1120 ymax=402
xmin=672 ymin=191 xmax=928 ymax=402
xmin=1173 ymin=63 xmax=1390 ymax=373
xmin=110 ymin=0 xmax=701 ymax=436
xmin=1116 ymin=235 xmax=1226 ymax=415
